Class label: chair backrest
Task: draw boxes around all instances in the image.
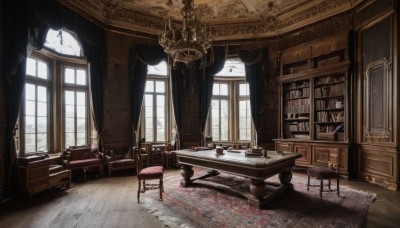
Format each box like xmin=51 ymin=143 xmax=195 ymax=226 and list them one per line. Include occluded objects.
xmin=328 ymin=148 xmax=341 ymax=172
xmin=135 ymin=147 xmax=147 ymax=173
xmin=105 ymin=143 xmax=132 ymax=159
xmin=68 ymin=146 xmax=92 ymax=161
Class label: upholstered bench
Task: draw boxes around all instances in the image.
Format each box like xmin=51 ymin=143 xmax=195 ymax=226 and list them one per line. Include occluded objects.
xmin=65 ymin=146 xmax=103 ymax=180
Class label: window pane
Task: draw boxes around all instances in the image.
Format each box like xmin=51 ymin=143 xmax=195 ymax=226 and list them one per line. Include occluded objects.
xmin=211 ymin=118 xmax=219 ymax=128
xmin=77 ymin=133 xmax=86 ymax=146
xmin=25 ymin=134 xmax=36 ymax=153
xmin=145 ymin=81 xmax=154 ymax=92
xmin=37 ymin=86 xmax=47 ymax=102
xmin=25 ymin=116 xmax=35 ymax=133
xmin=77 ymin=118 xmax=86 ymax=132
xmin=37 ymin=133 xmax=47 ymax=151
xmin=44 ymin=29 xmax=82 ymax=56
xmin=147 ymin=61 xmax=168 ymax=76
xmin=26 ymin=58 xmax=36 ymax=76
xmin=25 ymin=100 xmax=35 ymax=116
xmin=220 ymin=84 xmax=228 ymax=96
xmin=37 ymin=61 xmax=48 ymax=79
xmin=211 ymin=100 xmax=219 ymax=109
xmin=145 ymin=107 xmax=153 ymax=118
xmin=65 ymin=105 xmax=75 ymax=117
xmin=155 ymin=81 xmax=165 ymax=93
xmin=145 ymin=95 xmax=153 ymax=107
xmin=156 ymin=95 xmax=165 ymax=106
xmin=76 ymin=69 xmax=86 ymax=85
xmin=37 ymin=102 xmax=47 ymax=117
xmin=221 ymin=100 xmax=228 ymax=113
xmin=157 ymin=129 xmax=165 ymax=142
xmin=77 ymin=92 xmax=86 ymax=105
xmin=145 ymin=129 xmax=153 ymax=142
xmin=213 ymin=84 xmax=220 ymax=95
xmin=65 ymin=91 xmax=75 ymax=105
xmin=65 ymin=117 xmax=75 ymax=132
xmin=157 ymin=107 xmax=165 ymax=117
xmin=65 ymin=68 xmax=75 ymax=84
xmin=145 ymin=117 xmax=153 ymax=128
xmin=157 ymin=118 xmax=165 ymax=128
xmin=77 ymin=106 xmax=86 ymax=118
xmin=25 ymin=84 xmax=35 ymax=101
xmin=65 ymin=133 xmax=75 ymax=148
xmin=215 ymin=59 xmax=245 ymax=77
xmin=239 ymin=83 xmax=249 ymax=96
xmin=37 ymin=117 xmax=47 ymax=133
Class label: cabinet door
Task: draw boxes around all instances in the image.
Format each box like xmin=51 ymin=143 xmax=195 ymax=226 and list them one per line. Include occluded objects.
xmin=275 ymin=142 xmax=293 ymax=152
xmin=312 ymin=146 xmax=333 ymax=166
xmin=294 ymin=144 xmax=311 ymax=165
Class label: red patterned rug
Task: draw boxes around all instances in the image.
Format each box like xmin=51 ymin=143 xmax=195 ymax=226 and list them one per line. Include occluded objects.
xmin=140 ymin=169 xmax=376 ymax=228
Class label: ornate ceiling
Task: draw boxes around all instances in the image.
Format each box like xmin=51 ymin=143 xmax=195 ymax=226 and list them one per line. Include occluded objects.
xmin=61 ymin=0 xmax=362 ymax=41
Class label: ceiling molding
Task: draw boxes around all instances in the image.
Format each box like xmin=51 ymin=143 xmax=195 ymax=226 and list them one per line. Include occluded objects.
xmin=60 ymin=0 xmax=363 ymax=40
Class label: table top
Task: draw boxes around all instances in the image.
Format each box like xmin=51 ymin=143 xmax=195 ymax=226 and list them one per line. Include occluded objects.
xmin=174 ymin=149 xmax=301 ymax=168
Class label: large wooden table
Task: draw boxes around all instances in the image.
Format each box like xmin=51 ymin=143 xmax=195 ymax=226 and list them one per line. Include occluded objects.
xmin=174 ymin=149 xmax=302 ymax=208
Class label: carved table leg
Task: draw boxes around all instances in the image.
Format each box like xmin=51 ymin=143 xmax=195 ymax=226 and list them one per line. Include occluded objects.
xmin=248 ymin=179 xmax=266 ymax=209
xmin=279 ymin=169 xmax=293 ymax=190
xmin=180 ymin=165 xmax=194 ymax=187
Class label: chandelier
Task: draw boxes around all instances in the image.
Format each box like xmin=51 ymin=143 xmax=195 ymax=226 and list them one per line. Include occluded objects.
xmin=159 ymin=0 xmax=212 ymax=65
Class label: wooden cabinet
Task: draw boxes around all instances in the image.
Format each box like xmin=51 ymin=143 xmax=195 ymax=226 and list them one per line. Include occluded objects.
xmin=275 ymin=141 xmax=348 ymax=175
xmin=275 ymin=32 xmax=350 ymax=175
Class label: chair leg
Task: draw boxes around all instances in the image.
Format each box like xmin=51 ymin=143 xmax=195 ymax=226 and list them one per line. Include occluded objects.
xmin=307 ymin=174 xmax=310 ymax=191
xmin=159 ymin=179 xmax=163 ymax=201
xmin=328 ymin=179 xmax=331 ymax=191
xmin=141 ymin=180 xmax=146 ymax=192
xmin=137 ymin=179 xmax=141 ymax=203
xmin=320 ymin=179 xmax=323 ymax=197
xmin=337 ymin=176 xmax=340 ymax=196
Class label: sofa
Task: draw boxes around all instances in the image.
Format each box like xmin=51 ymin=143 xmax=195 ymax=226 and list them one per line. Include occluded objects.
xmin=64 ymin=145 xmax=103 ymax=179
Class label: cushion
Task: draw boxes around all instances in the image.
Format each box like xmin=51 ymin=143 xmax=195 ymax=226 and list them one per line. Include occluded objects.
xmin=138 ymin=166 xmax=163 ymax=180
xmin=69 ymin=158 xmax=101 ymax=167
xmin=308 ymin=166 xmax=338 ymax=179
xmin=69 ymin=147 xmax=92 ymax=160
xmin=111 ymin=159 xmax=135 ymax=167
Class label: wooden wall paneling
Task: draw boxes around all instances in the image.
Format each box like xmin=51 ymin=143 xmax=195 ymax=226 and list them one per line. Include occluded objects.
xmin=357 ymin=145 xmax=398 ymax=190
xmin=363 ymin=58 xmax=393 ymax=143
xmin=293 ymin=143 xmax=311 ymax=165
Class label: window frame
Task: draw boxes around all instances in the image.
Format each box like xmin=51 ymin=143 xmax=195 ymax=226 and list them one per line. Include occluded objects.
xmin=21 ymin=57 xmax=52 ymax=154
xmin=141 ymin=73 xmax=170 ymax=144
xmin=206 ymin=60 xmax=254 ymax=144
xmin=62 ymin=64 xmax=90 ymax=148
xmin=18 ymin=45 xmax=90 ymax=156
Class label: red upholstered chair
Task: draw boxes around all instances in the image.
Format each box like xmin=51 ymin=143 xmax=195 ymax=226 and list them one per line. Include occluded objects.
xmin=135 ymin=147 xmax=164 ymax=202
xmin=65 ymin=145 xmax=103 ymax=180
xmin=307 ymin=149 xmax=340 ymax=197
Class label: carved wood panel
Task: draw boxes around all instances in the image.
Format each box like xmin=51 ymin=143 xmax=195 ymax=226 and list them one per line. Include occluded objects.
xmin=293 ymin=144 xmax=311 ymax=164
xmin=363 ymin=58 xmax=392 ymax=143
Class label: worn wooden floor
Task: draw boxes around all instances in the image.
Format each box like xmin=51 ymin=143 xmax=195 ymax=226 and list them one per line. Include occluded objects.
xmin=0 ymin=169 xmax=399 ymax=228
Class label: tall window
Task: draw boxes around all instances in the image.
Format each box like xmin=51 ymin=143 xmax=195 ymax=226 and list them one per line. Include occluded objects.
xmin=24 ymin=58 xmax=49 ymax=153
xmin=20 ymin=29 xmax=88 ymax=155
xmin=143 ymin=61 xmax=168 ymax=142
xmin=211 ymin=83 xmax=229 ymax=141
xmin=238 ymin=83 xmax=252 ymax=141
xmin=208 ymin=58 xmax=254 ymax=142
xmin=64 ymin=67 xmax=88 ymax=148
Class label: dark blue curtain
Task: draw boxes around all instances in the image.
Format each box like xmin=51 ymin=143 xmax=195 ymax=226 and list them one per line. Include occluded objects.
xmin=129 ymin=45 xmax=166 ymax=147
xmin=239 ymin=48 xmax=268 ymax=145
xmin=198 ymin=47 xmax=226 ymax=146
xmin=171 ymin=65 xmax=187 ymax=149
xmin=2 ymin=0 xmax=106 ymax=198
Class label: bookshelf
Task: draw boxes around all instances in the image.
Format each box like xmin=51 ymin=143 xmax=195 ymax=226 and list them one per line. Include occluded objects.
xmin=274 ymin=32 xmax=350 ymax=175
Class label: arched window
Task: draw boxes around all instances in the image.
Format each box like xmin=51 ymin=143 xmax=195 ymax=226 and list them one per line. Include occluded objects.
xmin=141 ymin=60 xmax=169 ymax=143
xmin=18 ymin=29 xmax=89 ymax=155
xmin=208 ymin=58 xmax=254 ymax=143
xmin=44 ymin=29 xmax=82 ymax=56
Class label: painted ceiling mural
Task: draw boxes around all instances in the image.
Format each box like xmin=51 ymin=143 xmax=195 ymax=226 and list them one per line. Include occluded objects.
xmin=61 ymin=0 xmax=362 ymax=40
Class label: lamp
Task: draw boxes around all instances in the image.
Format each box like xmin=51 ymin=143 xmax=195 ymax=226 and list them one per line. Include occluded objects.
xmin=159 ymin=0 xmax=212 ymax=65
